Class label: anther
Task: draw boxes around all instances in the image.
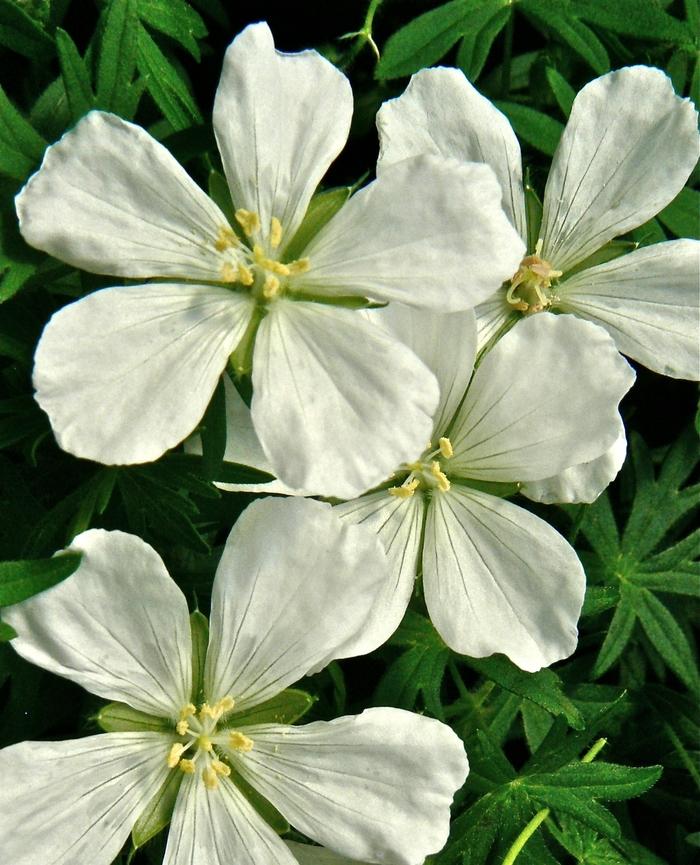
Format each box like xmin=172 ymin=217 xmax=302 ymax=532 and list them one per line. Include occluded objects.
xmin=389 ymin=478 xmax=420 ymax=499
xmin=237 ymin=264 xmax=254 ymax=286
xmin=179 ymin=759 xmax=196 ymax=774
xmin=263 ymin=274 xmax=280 ymax=299
xmin=176 ymin=720 xmax=190 ymax=736
xmin=212 ymin=759 xmax=231 ymax=777
xmin=430 ymin=461 xmax=450 ymax=492
xmin=202 ymin=766 xmax=219 ymax=790
xmin=229 ymin=731 xmax=254 ymax=752
xmin=270 ymin=217 xmax=283 ymax=249
xmin=220 ymin=262 xmax=239 ymax=283
xmin=167 ymin=743 xmax=187 ymax=768
xmin=235 ymin=209 xmax=261 ymax=237
xmin=214 ymin=226 xmax=238 ymax=252
xmin=287 ymin=258 xmax=310 ymax=276
xmin=439 ymin=437 xmax=453 ymax=459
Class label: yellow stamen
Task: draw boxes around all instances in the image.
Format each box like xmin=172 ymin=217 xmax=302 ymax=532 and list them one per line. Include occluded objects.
xmin=287 ymin=257 xmax=310 ymax=275
xmin=179 ymin=759 xmax=196 ymax=774
xmin=212 ymin=759 xmax=231 ymax=777
xmin=180 ymin=704 xmax=196 ymax=719
xmin=176 ymin=720 xmax=190 ymax=736
xmin=214 ymin=696 xmax=235 ymax=716
xmin=235 ymin=209 xmax=261 ymax=237
xmin=202 ymin=766 xmax=219 ymax=790
xmin=270 ymin=216 xmax=283 ymax=249
xmin=439 ymin=437 xmax=453 ymax=459
xmin=237 ymin=264 xmax=254 ymax=286
xmin=263 ymin=274 xmax=280 ymax=299
xmin=198 ymin=702 xmax=214 ymax=721
xmin=430 ymin=461 xmax=451 ymax=492
xmin=167 ymin=743 xmax=187 ymax=768
xmin=229 ymin=730 xmax=255 ymax=752
xmin=220 ymin=262 xmax=239 ymax=283
xmin=388 ymin=478 xmax=420 ymax=499
xmin=214 ymin=225 xmax=238 ymax=252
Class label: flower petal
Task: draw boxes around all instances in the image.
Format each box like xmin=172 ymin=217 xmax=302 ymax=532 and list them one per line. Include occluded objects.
xmin=213 ymin=22 xmax=353 ymax=251
xmin=474 ymin=293 xmax=516 ymax=353
xmin=16 ymin=111 xmax=234 ymax=280
xmin=33 ymin=284 xmax=254 ymax=464
xmin=251 ymin=300 xmax=439 ymax=499
xmin=448 ymin=313 xmax=635 ymax=482
xmin=286 ymin=842 xmax=370 ymax=864
xmin=163 ymin=771 xmax=295 ymax=865
xmin=424 ymin=487 xmax=584 ymax=670
xmin=228 ymin=708 xmax=468 ymax=865
xmin=556 ymin=239 xmax=700 ymax=380
xmin=300 ymin=154 xmax=525 ymax=311
xmin=205 ymin=498 xmax=390 ymax=711
xmin=4 ymin=529 xmax=193 ymax=717
xmin=0 ymin=732 xmax=171 ymax=865
xmin=541 ymin=67 xmax=700 ymax=272
xmin=333 ymin=490 xmax=425 ymax=657
xmin=365 ymin=303 xmax=477 ymax=438
xmin=377 ymin=67 xmax=527 ymax=238
xmin=521 ymin=421 xmax=627 ymax=504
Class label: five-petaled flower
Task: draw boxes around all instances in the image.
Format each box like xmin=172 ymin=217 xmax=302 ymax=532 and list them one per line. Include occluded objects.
xmin=0 ymin=498 xmax=468 ymax=865
xmin=17 ymin=22 xmax=524 ymax=499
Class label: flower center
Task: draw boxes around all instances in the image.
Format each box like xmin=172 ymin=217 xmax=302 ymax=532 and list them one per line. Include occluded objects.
xmin=388 ymin=437 xmax=453 ymax=499
xmin=166 ymin=696 xmax=254 ymax=790
xmin=506 ymin=239 xmax=562 ymax=314
xmin=214 ymin=209 xmax=310 ymax=301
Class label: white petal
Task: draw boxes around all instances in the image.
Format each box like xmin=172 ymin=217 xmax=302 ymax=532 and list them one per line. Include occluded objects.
xmin=4 ymin=529 xmax=192 ymax=717
xmin=424 ymin=487 xmax=585 ymax=670
xmin=541 ymin=67 xmax=700 ymax=272
xmin=286 ymin=842 xmax=370 ymax=864
xmin=377 ymin=67 xmax=527 ymax=238
xmin=213 ymin=22 xmax=353 ymax=250
xmin=301 ymin=154 xmax=525 ymax=311
xmin=474 ymin=293 xmax=516 ymax=353
xmin=448 ymin=313 xmax=636 ymax=482
xmin=205 ymin=498 xmax=390 ymax=711
xmin=251 ymin=300 xmax=439 ymax=499
xmin=185 ymin=376 xmax=310 ymax=496
xmin=365 ymin=303 xmax=477 ymax=438
xmin=333 ymin=490 xmax=425 ymax=657
xmin=521 ymin=421 xmax=627 ymax=504
xmin=557 ymin=240 xmax=700 ymax=380
xmin=33 ymin=284 xmax=254 ymax=464
xmin=0 ymin=732 xmax=171 ymax=865
xmin=229 ymin=709 xmax=469 ymax=865
xmin=163 ymin=771 xmax=295 ymax=865
xmin=16 ymin=111 xmax=234 ymax=280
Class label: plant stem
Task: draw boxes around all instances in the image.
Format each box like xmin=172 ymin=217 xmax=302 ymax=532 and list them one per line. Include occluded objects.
xmin=502 ymin=808 xmax=550 ymax=865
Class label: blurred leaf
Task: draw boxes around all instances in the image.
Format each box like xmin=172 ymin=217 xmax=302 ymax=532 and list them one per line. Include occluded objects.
xmin=0 ymin=83 xmax=46 ymax=181
xmin=199 ymin=375 xmax=227 ymax=482
xmin=456 ymin=5 xmax=512 ymax=81
xmin=657 ymin=187 xmax=700 ymax=239
xmin=495 ymin=101 xmax=564 ymax=155
xmin=572 ymin=0 xmax=691 ymax=43
xmin=546 ymin=66 xmax=575 ymax=116
xmin=0 ymin=621 xmax=16 ymax=640
xmin=0 ymin=0 xmax=53 ymax=60
xmin=0 ymin=551 xmax=81 ymax=605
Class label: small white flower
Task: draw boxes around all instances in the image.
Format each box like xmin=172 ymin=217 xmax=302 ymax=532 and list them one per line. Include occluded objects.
xmin=0 ymin=498 xmax=468 ymax=865
xmin=376 ymin=65 xmax=699 ymax=503
xmin=17 ymin=22 xmax=524 ymax=499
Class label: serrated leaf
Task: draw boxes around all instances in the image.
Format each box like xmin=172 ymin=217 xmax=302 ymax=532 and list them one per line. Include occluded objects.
xmin=0 ymin=551 xmax=81 ymax=605
xmin=225 ymin=689 xmax=315 ymax=727
xmin=456 ymin=4 xmax=512 ymax=81
xmin=136 ymin=24 xmax=201 ymax=129
xmin=284 ymin=186 xmax=351 ymax=262
xmin=138 ymin=0 xmax=207 ymax=59
xmin=526 ymin=786 xmax=621 ymax=837
xmin=0 ymin=84 xmax=47 ymax=180
xmin=593 ymin=595 xmax=637 ymax=677
xmin=495 ymin=101 xmax=564 ymax=156
xmin=131 ymin=768 xmax=183 ymax=849
xmin=657 ymin=187 xmax=700 ymax=239
xmin=55 ymin=28 xmax=94 ymax=122
xmin=374 ymin=642 xmax=450 ymax=718
xmin=96 ymin=0 xmax=139 ymax=115
xmin=0 ymin=0 xmax=53 ymax=60
xmin=189 ymin=610 xmax=208 ymax=703
xmin=526 ymin=762 xmax=663 ymax=800
xmin=96 ymin=701 xmax=171 ymax=733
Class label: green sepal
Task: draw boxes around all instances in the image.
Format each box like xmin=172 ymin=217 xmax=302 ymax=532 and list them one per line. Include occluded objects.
xmin=207 ymin=169 xmax=236 ymax=228
xmin=131 ymin=767 xmax=183 ymax=850
xmin=565 ymin=239 xmax=637 ymax=278
xmin=224 ymin=688 xmax=316 ymax=727
xmin=95 ymin=702 xmax=171 ymax=733
xmin=0 ymin=620 xmax=16 ymax=641
xmin=288 ymin=291 xmax=383 ymax=310
xmin=452 ymin=477 xmax=521 ymax=499
xmin=229 ymin=304 xmax=265 ymax=378
xmin=284 ymin=186 xmax=351 ymax=262
xmin=190 ymin=609 xmax=209 ymax=704
xmin=231 ymin=773 xmax=290 ymax=835
xmin=524 ymin=168 xmax=543 ymax=254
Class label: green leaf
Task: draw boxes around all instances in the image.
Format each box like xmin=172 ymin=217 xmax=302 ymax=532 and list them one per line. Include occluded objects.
xmin=96 ymin=0 xmax=139 ymax=115
xmin=55 ymin=28 xmax=94 ymax=122
xmin=572 ymin=0 xmax=691 ymax=43
xmin=526 ymin=762 xmax=663 ymax=800
xmin=137 ymin=0 xmax=207 ymax=59
xmin=523 ymin=0 xmax=610 ymax=73
xmin=374 ymin=641 xmax=450 ymax=718
xmin=631 ymin=587 xmax=700 ymax=696
xmin=0 ymin=621 xmax=16 ymax=641
xmin=656 ymin=187 xmax=700 ymax=239
xmin=189 ymin=610 xmax=208 ymax=703
xmin=581 ymin=585 xmax=620 ymax=618
xmin=467 ymin=656 xmax=585 ymax=729
xmin=456 ymin=5 xmax=512 ymax=81
xmin=225 ymin=689 xmax=316 ymax=727
xmin=136 ymin=24 xmax=202 ymax=130
xmin=592 ymin=595 xmax=637 ymax=677
xmin=0 ymin=552 xmax=81 ymax=605
xmin=96 ymin=701 xmax=171 ymax=733
xmin=545 ymin=66 xmax=575 ymax=117
xmin=131 ymin=768 xmax=183 ymax=848
xmin=495 ymin=101 xmax=564 ymax=156
xmin=529 ymin=786 xmax=621 ymax=838
xmin=199 ymin=375 xmax=227 ymax=481
xmin=0 ymin=84 xmax=47 ymax=180
xmin=0 ymin=0 xmax=53 ymax=60
xmin=284 ymin=186 xmax=351 ymax=262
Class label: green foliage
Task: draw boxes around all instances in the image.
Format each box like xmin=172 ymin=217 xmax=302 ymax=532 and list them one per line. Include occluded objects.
xmin=0 ymin=550 xmax=81 ymax=605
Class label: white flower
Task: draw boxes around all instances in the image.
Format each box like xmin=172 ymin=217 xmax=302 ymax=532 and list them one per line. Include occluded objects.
xmin=376 ymin=65 xmax=699 ymax=503
xmin=186 ymin=307 xmax=635 ymax=670
xmin=0 ymin=498 xmax=468 ymax=865
xmin=17 ymin=22 xmax=524 ymax=499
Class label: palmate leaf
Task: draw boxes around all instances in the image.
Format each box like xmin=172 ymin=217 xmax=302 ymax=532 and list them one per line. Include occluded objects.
xmin=579 ymin=429 xmax=700 ymax=695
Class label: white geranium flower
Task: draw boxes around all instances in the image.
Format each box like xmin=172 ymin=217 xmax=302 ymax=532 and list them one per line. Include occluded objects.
xmin=188 ymin=308 xmax=636 ymax=671
xmin=0 ymin=498 xmax=468 ymax=865
xmin=17 ymin=22 xmax=524 ymax=500
xmin=376 ymin=65 xmax=699 ymax=503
